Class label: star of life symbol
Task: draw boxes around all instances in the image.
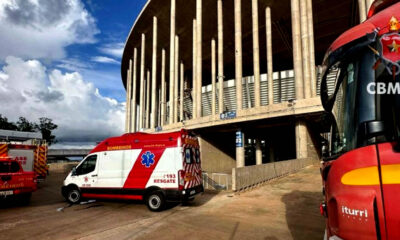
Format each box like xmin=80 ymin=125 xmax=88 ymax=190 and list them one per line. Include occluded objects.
xmin=84 ymin=176 xmax=89 ymax=182
xmin=141 ymin=151 xmax=155 ymax=168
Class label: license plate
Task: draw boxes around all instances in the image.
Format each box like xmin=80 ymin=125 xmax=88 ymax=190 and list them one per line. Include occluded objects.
xmin=0 ymin=190 xmax=13 ymax=196
xmin=190 ymin=190 xmax=196 ymax=195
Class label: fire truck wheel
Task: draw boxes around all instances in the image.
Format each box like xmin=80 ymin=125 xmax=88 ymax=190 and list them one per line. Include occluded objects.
xmin=146 ymin=191 xmax=166 ymax=212
xmin=66 ymin=187 xmax=81 ymax=204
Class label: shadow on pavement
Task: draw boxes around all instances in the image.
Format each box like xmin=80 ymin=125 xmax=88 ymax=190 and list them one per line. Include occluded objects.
xmin=165 ymin=191 xmax=218 ymax=211
xmin=1 ymin=167 xmax=218 ymax=212
xmin=281 ymin=190 xmax=325 ymax=240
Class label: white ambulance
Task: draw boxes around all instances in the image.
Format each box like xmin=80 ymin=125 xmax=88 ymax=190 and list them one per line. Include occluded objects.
xmin=62 ymin=129 xmax=203 ymax=211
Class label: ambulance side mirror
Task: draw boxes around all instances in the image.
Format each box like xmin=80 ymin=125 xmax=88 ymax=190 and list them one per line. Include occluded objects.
xmin=71 ymin=167 xmax=77 ymax=176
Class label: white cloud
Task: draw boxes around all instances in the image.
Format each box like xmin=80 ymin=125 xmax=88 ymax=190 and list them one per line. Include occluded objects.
xmin=0 ymin=56 xmax=125 ymax=142
xmin=98 ymin=43 xmax=124 ymax=59
xmin=0 ymin=0 xmax=99 ymax=60
xmin=91 ymin=56 xmax=119 ymax=64
xmin=56 ymin=58 xmax=93 ymax=72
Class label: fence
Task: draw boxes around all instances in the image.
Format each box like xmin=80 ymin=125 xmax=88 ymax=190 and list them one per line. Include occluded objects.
xmin=232 ymin=158 xmax=315 ymax=191
xmin=202 ymin=172 xmax=231 ymax=190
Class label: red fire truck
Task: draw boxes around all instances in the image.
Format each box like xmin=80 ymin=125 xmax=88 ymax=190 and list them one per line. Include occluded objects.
xmin=320 ymin=1 xmax=400 ymax=239
xmin=0 ymin=142 xmax=48 ymax=202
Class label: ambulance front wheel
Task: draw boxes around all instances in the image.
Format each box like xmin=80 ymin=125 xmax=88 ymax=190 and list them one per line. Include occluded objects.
xmin=146 ymin=191 xmax=166 ymax=212
xmin=66 ymin=187 xmax=81 ymax=204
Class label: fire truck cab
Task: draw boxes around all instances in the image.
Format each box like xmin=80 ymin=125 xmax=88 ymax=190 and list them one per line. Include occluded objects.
xmin=320 ymin=1 xmax=400 ymax=239
xmin=62 ymin=129 xmax=204 ymax=211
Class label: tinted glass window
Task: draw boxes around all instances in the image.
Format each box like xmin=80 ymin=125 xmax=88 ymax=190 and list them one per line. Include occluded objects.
xmin=195 ymin=149 xmax=200 ymax=163
xmin=185 ymin=149 xmax=191 ymax=164
xmin=10 ymin=162 xmax=20 ymax=173
xmin=0 ymin=161 xmax=20 ymax=173
xmin=375 ymin=63 xmax=400 ymax=141
xmin=76 ymin=155 xmax=97 ymax=175
xmin=0 ymin=162 xmax=10 ymax=173
xmin=331 ymin=63 xmax=358 ymax=155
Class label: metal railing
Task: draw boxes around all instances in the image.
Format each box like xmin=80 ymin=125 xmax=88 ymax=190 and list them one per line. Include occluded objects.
xmin=202 ymin=172 xmax=231 ymax=190
xmin=232 ymin=158 xmax=316 ymax=191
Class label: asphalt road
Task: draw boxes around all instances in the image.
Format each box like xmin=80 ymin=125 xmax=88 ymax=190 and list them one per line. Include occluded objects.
xmin=0 ymin=166 xmax=325 ymax=240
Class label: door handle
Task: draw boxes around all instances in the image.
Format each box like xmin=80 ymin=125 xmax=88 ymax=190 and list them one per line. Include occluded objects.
xmin=91 ymin=174 xmax=98 ymax=177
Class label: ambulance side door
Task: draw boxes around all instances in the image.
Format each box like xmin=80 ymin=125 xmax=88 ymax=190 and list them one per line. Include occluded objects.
xmin=95 ymin=150 xmax=126 ymax=188
xmin=73 ymin=154 xmax=98 ymax=188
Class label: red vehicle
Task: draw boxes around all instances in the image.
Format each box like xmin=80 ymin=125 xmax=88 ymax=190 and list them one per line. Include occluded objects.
xmin=0 ymin=157 xmax=37 ymax=203
xmin=0 ymin=143 xmax=48 ymax=181
xmin=320 ymin=1 xmax=400 ymax=239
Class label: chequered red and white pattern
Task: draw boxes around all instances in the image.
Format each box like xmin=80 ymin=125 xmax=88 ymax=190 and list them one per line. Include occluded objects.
xmin=182 ymin=136 xmax=202 ymax=189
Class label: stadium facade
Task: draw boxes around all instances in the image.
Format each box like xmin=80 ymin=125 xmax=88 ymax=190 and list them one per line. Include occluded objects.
xmin=121 ymin=0 xmax=373 ymax=189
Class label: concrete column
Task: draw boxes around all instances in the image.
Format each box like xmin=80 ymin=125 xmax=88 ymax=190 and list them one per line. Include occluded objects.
xmin=196 ymin=0 xmax=203 ymax=118
xmin=269 ymin=143 xmax=275 ymax=162
xmin=125 ymin=66 xmax=132 ymax=133
xmin=169 ymin=0 xmax=176 ymax=125
xmin=266 ymin=7 xmax=273 ymax=105
xmin=151 ymin=17 xmax=158 ymax=129
xmin=129 ymin=60 xmax=134 ymax=132
xmin=252 ymin=0 xmax=261 ymax=108
xmin=161 ymin=49 xmax=167 ymax=126
xmin=180 ymin=62 xmax=184 ymax=121
xmin=256 ymin=138 xmax=262 ymax=165
xmin=192 ymin=19 xmax=197 ymax=119
xmin=174 ymin=36 xmax=179 ymax=123
xmin=146 ymin=70 xmax=150 ymax=129
xmin=131 ymin=48 xmax=138 ymax=132
xmin=300 ymin=0 xmax=311 ymax=99
xmin=211 ymin=39 xmax=217 ymax=116
xmin=358 ymin=0 xmax=366 ymax=22
xmin=143 ymin=79 xmax=147 ymax=129
xmin=139 ymin=34 xmax=146 ymax=130
xmin=295 ymin=120 xmax=308 ymax=159
xmin=306 ymin=0 xmax=317 ymax=97
xmin=236 ymin=130 xmax=245 ymax=168
xmin=158 ymin=88 xmax=161 ymax=125
xmin=291 ymin=0 xmax=304 ymax=100
xmin=234 ymin=0 xmax=243 ymax=111
xmin=217 ymin=0 xmax=224 ymax=114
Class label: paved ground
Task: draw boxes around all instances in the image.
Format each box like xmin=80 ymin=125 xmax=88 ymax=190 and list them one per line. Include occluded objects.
xmin=0 ymin=166 xmax=325 ymax=240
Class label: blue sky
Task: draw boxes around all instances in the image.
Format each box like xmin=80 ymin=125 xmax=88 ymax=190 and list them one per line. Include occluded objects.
xmin=0 ymin=0 xmax=147 ymax=144
xmin=61 ymin=0 xmax=148 ymax=102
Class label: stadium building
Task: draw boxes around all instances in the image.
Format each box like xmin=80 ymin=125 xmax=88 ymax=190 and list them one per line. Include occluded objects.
xmin=121 ymin=0 xmax=373 ymax=189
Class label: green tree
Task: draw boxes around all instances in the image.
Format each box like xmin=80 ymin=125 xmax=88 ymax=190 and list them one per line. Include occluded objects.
xmin=16 ymin=117 xmax=35 ymax=132
xmin=35 ymin=117 xmax=58 ymax=145
xmin=0 ymin=114 xmax=17 ymax=130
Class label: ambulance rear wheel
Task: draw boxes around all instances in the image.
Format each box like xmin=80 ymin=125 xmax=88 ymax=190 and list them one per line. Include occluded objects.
xmin=66 ymin=187 xmax=81 ymax=204
xmin=146 ymin=191 xmax=165 ymax=212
